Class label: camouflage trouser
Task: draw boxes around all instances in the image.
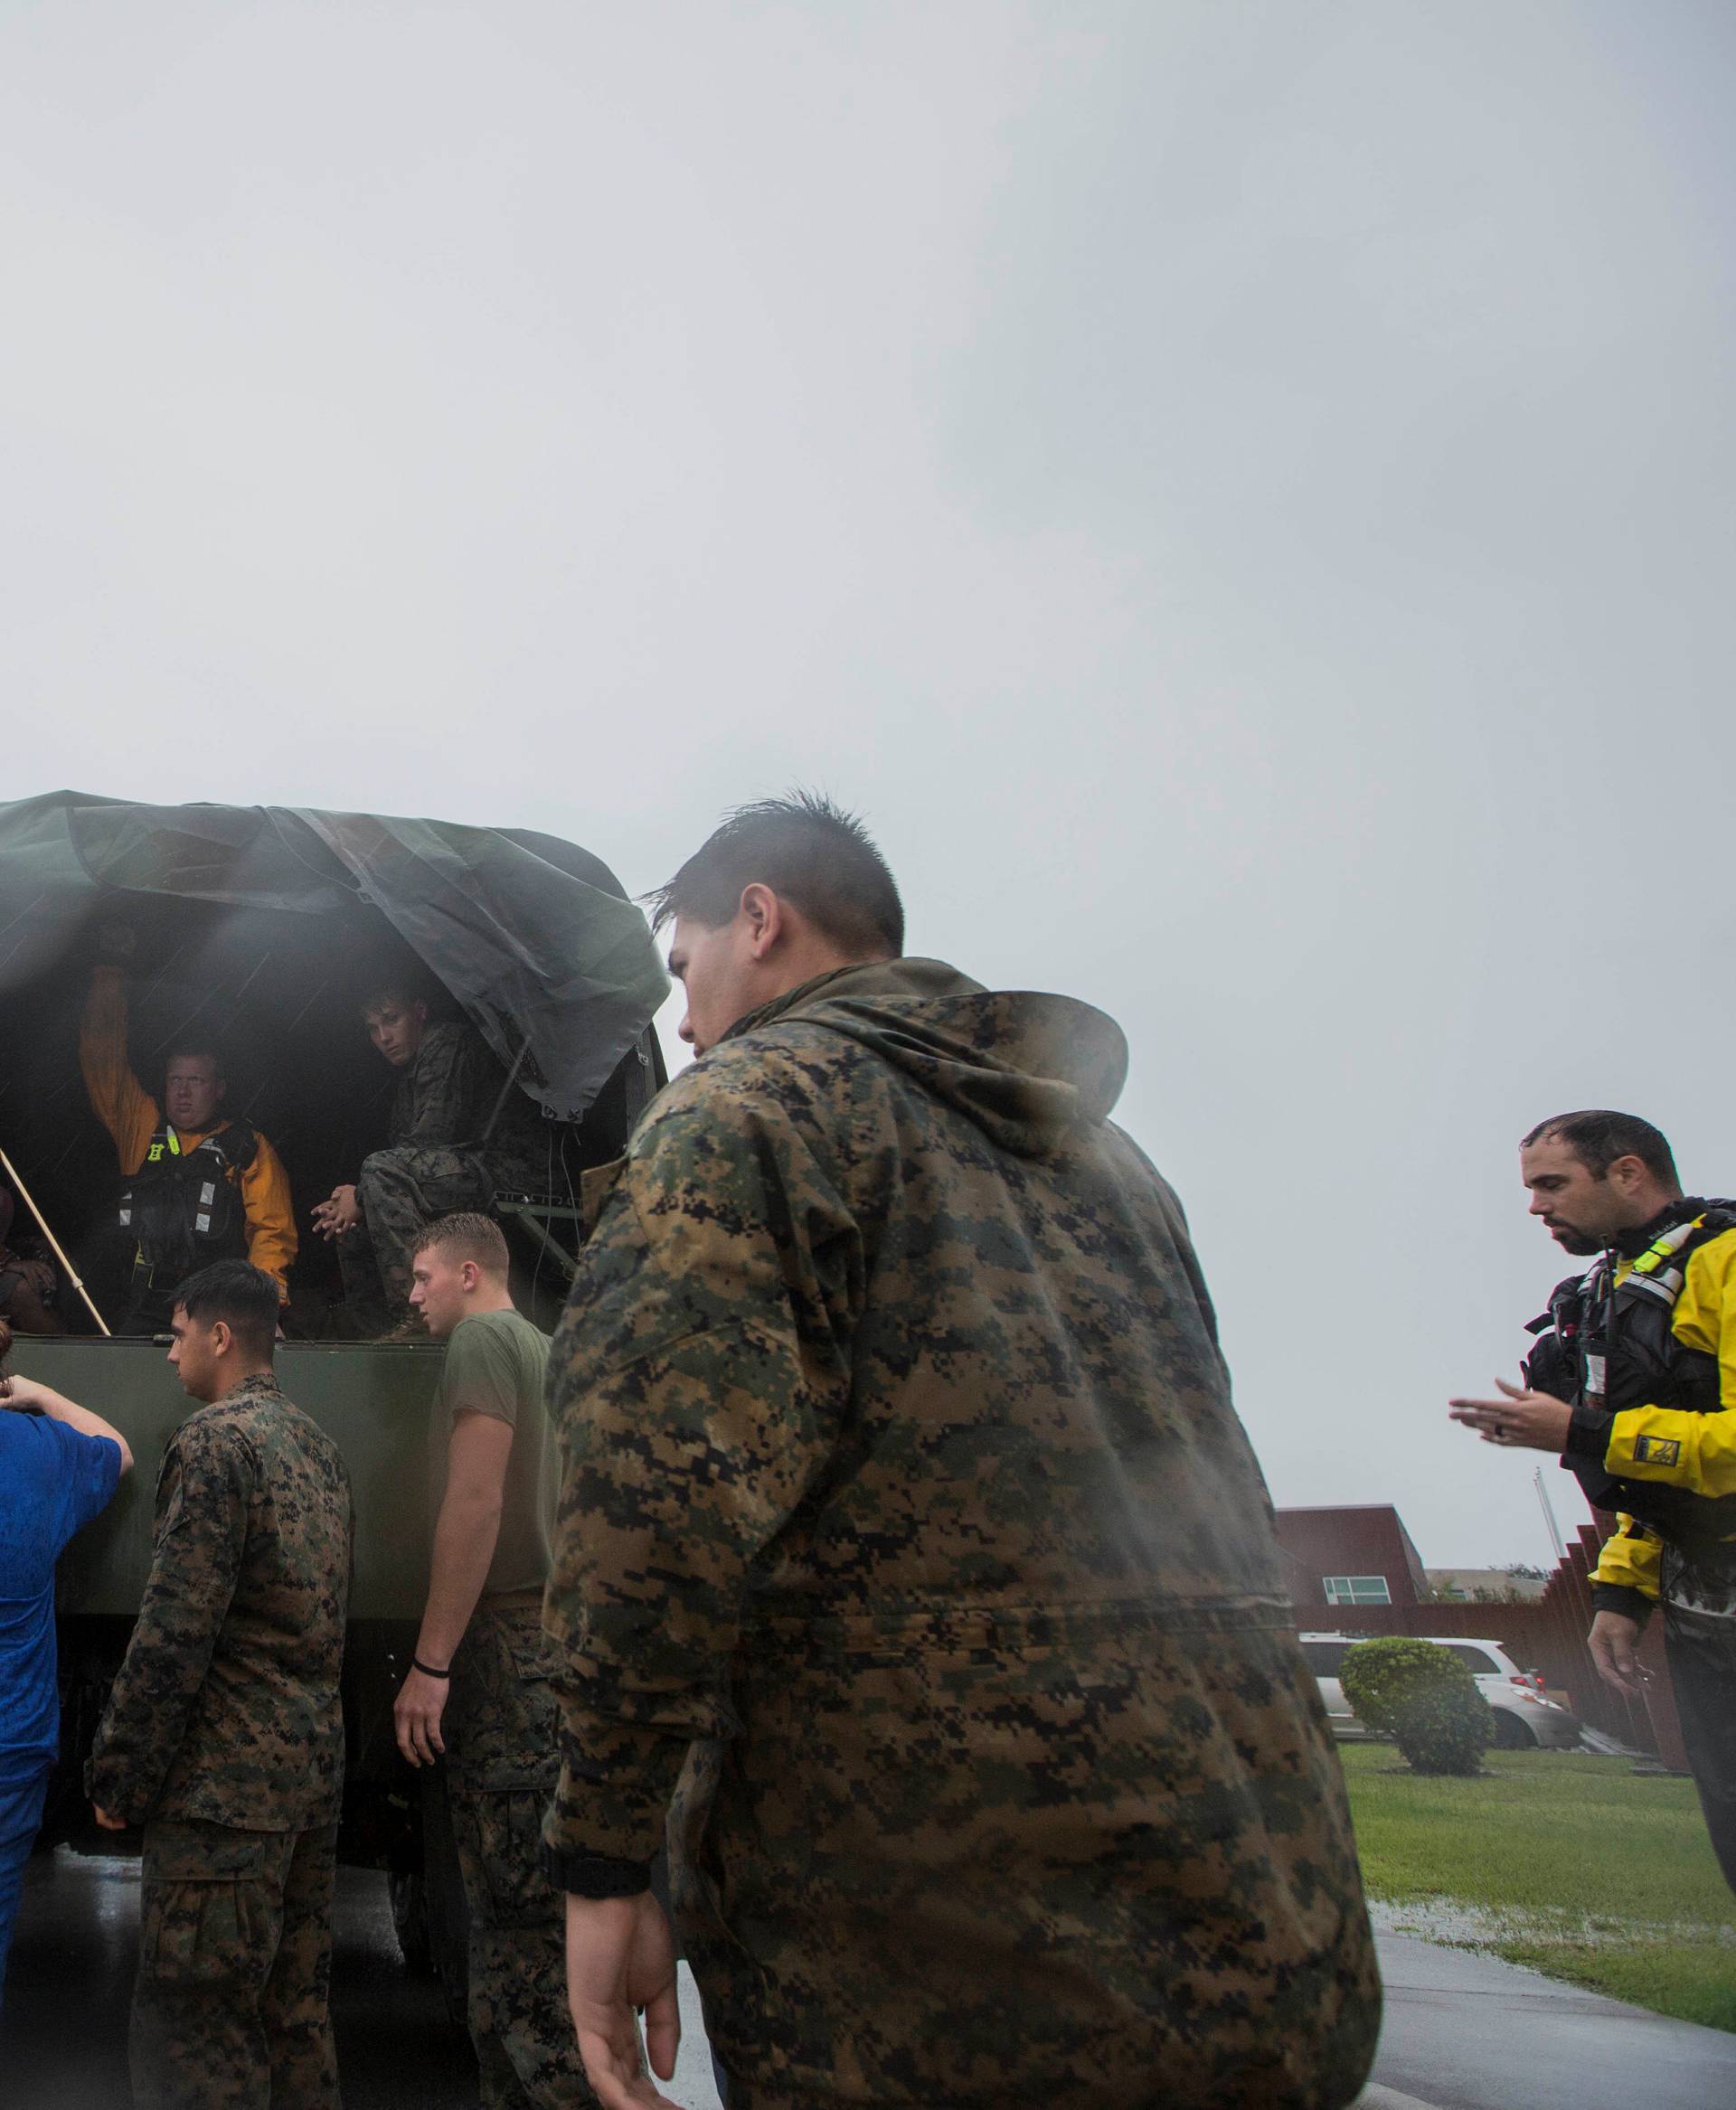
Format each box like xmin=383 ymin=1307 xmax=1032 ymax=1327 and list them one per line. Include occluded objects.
xmin=447 ymin=1597 xmax=594 ymax=2108
xmin=130 ymin=1817 xmax=340 ymax=2110
xmin=338 ymin=1146 xmax=495 ymax=1315
xmin=1662 ymin=1591 xmax=1736 ymax=1896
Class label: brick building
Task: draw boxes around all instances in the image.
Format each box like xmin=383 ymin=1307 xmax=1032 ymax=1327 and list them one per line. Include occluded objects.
xmin=1274 ymin=1504 xmax=1429 ymax=1616
xmin=1273 ymin=1503 xmax=1689 ymax=1766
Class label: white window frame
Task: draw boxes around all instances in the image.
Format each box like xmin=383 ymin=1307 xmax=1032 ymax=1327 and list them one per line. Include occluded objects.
xmin=1322 ymin=1575 xmax=1392 ymax=1606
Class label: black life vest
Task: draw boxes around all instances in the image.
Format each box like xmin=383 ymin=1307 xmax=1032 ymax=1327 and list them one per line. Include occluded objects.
xmin=118 ymin=1119 xmax=259 ymax=1282
xmin=1524 ymin=1200 xmax=1736 ymax=1559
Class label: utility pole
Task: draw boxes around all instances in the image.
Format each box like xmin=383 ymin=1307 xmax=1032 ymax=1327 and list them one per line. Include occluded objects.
xmin=1533 ymin=1466 xmax=1567 ymax=1563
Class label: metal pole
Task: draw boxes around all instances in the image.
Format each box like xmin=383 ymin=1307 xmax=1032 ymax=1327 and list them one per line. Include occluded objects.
xmin=0 ymin=1143 xmax=112 ymax=1337
xmin=479 ymin=1033 xmax=532 ymax=1150
xmin=1533 ymin=1466 xmax=1567 ymax=1563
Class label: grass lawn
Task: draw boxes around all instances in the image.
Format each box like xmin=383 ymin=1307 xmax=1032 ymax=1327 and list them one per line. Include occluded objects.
xmin=1337 ymin=1742 xmax=1736 ymax=2032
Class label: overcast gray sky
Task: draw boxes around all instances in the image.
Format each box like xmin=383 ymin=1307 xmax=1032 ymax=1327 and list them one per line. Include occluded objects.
xmin=5 ymin=2 xmax=1732 ymax=1568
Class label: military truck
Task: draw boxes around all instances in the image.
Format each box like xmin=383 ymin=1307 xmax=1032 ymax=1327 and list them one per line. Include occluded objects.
xmin=0 ymin=792 xmax=669 ymax=2000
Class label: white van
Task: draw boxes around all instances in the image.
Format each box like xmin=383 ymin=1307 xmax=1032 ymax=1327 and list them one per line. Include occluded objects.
xmin=1298 ymin=1632 xmax=1584 ymax=1750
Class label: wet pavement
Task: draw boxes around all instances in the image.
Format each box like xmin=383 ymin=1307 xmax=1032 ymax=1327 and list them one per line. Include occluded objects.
xmin=5 ymin=1851 xmax=1734 ymax=2108
xmin=1366 ymin=1932 xmax=1736 ymax=2110
xmin=2 ymin=1848 xmax=477 ymax=2108
xmin=0 ymin=1846 xmax=722 ymax=2110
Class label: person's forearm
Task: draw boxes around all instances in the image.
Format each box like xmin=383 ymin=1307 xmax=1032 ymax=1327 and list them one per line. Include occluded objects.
xmin=80 ymin=966 xmax=154 ymax=1165
xmin=1602 ymin=1401 xmax=1736 ymax=1498
xmin=16 ymin=1380 xmax=132 ymax=1470
xmin=416 ymin=1487 xmax=503 ymax=1667
xmin=88 ymin=1578 xmax=227 ymax=1819
xmin=242 ymin=1146 xmax=298 ymax=1295
xmin=542 ymin=1702 xmax=687 ymax=1887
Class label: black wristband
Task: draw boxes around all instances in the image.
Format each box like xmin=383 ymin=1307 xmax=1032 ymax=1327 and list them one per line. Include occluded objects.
xmin=410 ymin=1656 xmax=451 ymax=1679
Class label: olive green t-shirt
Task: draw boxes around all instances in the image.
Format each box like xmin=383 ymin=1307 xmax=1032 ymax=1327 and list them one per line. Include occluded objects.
xmin=430 ymin=1307 xmax=556 ymax=1597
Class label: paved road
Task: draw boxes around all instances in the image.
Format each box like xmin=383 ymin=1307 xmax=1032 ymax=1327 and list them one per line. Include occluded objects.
xmin=5 ymin=1852 xmax=1733 ymax=2107
xmin=1366 ymin=1932 xmax=1736 ymax=2110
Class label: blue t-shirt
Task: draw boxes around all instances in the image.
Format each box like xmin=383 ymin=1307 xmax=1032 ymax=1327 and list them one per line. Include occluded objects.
xmin=0 ymin=1415 xmax=123 ymax=1770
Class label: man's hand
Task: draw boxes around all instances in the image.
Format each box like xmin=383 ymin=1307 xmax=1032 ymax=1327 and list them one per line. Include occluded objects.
xmin=565 ymin=1890 xmax=681 ymax=2110
xmin=91 ymin=1803 xmax=127 ymax=1832
xmin=0 ymin=1372 xmax=43 ymax=1411
xmin=1448 ymin=1376 xmax=1574 ymax=1454
xmin=392 ymin=1666 xmax=449 ymax=1768
xmin=311 ymin=1185 xmax=363 ymax=1240
xmin=1588 ymin=1610 xmax=1648 ymax=1697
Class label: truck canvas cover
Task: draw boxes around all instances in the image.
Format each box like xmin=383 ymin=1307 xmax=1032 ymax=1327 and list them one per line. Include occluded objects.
xmin=0 ymin=792 xmax=668 ymax=1120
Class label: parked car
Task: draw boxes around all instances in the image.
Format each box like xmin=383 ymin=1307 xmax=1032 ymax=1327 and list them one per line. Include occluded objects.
xmin=1298 ymin=1632 xmax=1584 ymax=1750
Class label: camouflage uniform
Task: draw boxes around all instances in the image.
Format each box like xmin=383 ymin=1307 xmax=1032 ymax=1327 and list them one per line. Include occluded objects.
xmin=444 ymin=1597 xmax=595 ymax=2107
xmin=340 ymin=1021 xmax=547 ymax=1318
xmin=543 ymin=959 xmax=1380 ymax=2110
xmin=88 ymin=1371 xmax=354 ymax=2110
xmin=0 ymin=1241 xmax=56 ymax=1331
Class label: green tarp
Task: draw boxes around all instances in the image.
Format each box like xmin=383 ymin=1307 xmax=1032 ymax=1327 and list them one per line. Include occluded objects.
xmin=0 ymin=793 xmax=668 ymax=1120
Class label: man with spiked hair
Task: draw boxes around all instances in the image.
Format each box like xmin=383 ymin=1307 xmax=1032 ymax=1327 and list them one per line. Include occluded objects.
xmin=542 ymin=793 xmax=1379 ymax=2110
xmin=395 ymin=1213 xmax=589 ymax=2106
xmin=1452 ymin=1110 xmax=1736 ymax=1892
xmin=86 ymin=1258 xmax=353 ymax=2108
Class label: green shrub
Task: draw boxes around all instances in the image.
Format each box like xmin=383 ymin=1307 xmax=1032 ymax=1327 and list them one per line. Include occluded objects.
xmin=1339 ymin=1637 xmax=1494 ymax=1776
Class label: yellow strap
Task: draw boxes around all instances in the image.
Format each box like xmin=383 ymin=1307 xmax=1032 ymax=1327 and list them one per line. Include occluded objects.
xmin=1633 ymin=1214 xmax=1707 ymax=1276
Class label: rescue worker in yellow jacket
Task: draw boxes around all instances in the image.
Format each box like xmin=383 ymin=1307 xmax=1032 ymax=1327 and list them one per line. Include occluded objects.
xmin=1451 ymin=1109 xmax=1736 ymax=1893
xmin=80 ymin=936 xmax=297 ymax=1333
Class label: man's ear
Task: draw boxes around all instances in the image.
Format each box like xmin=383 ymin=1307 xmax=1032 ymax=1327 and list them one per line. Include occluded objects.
xmin=1608 ymin=1154 xmax=1649 ymax=1202
xmin=209 ymin=1319 xmax=232 ymax=1357
xmin=461 ymin=1260 xmax=481 ymax=1293
xmin=738 ymin=883 xmax=784 ymax=960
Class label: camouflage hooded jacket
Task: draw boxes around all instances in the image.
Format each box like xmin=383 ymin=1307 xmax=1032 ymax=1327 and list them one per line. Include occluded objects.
xmin=388 ymin=1019 xmax=545 ymax=1187
xmin=88 ymin=1372 xmax=353 ymax=1829
xmin=543 ymin=959 xmax=1378 ymax=2110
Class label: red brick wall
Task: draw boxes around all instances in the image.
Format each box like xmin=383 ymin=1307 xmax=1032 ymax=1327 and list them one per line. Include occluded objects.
xmin=1275 ymin=1506 xmax=1428 ymax=1610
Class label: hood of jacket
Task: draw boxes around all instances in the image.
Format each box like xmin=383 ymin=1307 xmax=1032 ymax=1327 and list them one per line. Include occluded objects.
xmin=722 ymin=957 xmax=1129 ymax=1158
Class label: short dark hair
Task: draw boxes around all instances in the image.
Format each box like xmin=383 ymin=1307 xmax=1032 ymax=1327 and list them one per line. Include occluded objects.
xmin=413 ymin=1212 xmax=510 ymax=1278
xmin=172 ymin=1259 xmax=280 ymax=1358
xmin=645 ymin=791 xmax=903 ymax=956
xmin=1522 ymin=1110 xmax=1680 ymax=1189
xmin=357 ymin=976 xmax=428 ymax=1017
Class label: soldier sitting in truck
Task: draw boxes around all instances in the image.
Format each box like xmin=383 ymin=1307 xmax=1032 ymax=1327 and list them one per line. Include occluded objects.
xmin=0 ymin=1187 xmax=57 ymax=1336
xmin=80 ymin=932 xmax=297 ymax=1333
xmin=312 ymin=977 xmax=548 ymax=1337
